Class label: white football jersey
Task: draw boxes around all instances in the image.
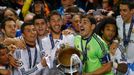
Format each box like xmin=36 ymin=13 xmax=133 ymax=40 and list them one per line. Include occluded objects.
xmin=12 ymin=43 xmax=47 ymax=75
xmin=116 ymin=15 xmax=134 ymax=75
xmin=41 ymin=34 xmax=74 ymax=68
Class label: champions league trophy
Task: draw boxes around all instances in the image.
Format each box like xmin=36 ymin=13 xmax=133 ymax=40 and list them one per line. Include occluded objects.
xmin=57 ymin=47 xmax=82 ymax=75
xmin=40 ymin=42 xmax=83 ymax=75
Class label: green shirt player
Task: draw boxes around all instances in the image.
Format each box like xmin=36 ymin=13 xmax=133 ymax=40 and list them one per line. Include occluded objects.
xmin=74 ymin=15 xmax=113 ymax=75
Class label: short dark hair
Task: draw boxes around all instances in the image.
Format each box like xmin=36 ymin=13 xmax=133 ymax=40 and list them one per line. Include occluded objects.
xmin=33 ymin=14 xmax=48 ymax=24
xmin=120 ymin=1 xmax=132 ymax=10
xmin=47 ymin=10 xmax=62 ymax=21
xmin=81 ymin=15 xmax=96 ymax=25
xmin=65 ymin=6 xmax=80 ymax=14
xmin=21 ymin=22 xmax=33 ymax=33
xmin=0 ymin=17 xmax=15 ymax=30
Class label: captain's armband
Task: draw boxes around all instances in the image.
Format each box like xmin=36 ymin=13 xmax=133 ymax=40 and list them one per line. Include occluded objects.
xmin=100 ymin=53 xmax=111 ymax=64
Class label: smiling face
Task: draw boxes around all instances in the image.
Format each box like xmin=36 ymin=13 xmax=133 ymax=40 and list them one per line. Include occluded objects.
xmin=34 ymin=19 xmax=47 ymax=36
xmin=79 ymin=17 xmax=95 ymax=38
xmin=22 ymin=25 xmax=37 ymax=44
xmin=49 ymin=15 xmax=63 ymax=34
xmin=101 ymin=24 xmax=116 ymax=42
xmin=120 ymin=4 xmax=132 ymax=22
xmin=2 ymin=20 xmax=16 ymax=38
